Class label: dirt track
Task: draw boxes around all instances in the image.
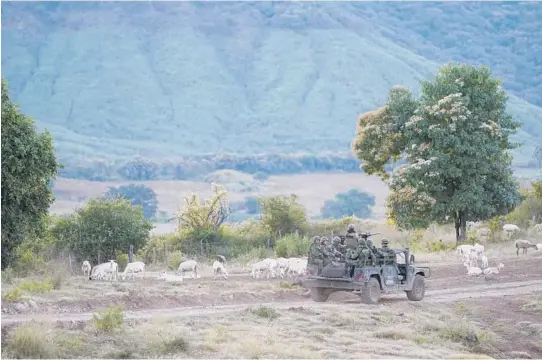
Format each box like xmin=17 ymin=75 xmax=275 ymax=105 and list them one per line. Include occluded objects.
xmin=3 ymin=256 xmax=541 ymax=326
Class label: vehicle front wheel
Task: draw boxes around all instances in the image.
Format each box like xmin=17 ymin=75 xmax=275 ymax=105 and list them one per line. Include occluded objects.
xmin=361 ymin=277 xmax=381 ymax=305
xmin=406 ymin=274 xmax=425 ymax=301
xmin=310 ymin=287 xmax=329 ymax=302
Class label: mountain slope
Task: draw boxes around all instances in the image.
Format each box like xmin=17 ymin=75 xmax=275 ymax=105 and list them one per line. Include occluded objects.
xmin=1 ymin=2 xmax=541 ymax=166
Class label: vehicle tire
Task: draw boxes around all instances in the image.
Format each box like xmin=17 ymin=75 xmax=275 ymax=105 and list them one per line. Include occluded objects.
xmin=406 ymin=274 xmax=425 ymax=301
xmin=310 ymin=287 xmax=329 ymax=302
xmin=361 ymin=277 xmax=381 ymax=305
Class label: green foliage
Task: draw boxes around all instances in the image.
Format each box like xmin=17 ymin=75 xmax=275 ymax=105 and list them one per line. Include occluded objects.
xmin=1 ymin=79 xmax=59 ymax=270
xmin=274 ymin=234 xmax=310 ymax=258
xmin=250 ymin=306 xmax=279 ymax=320
xmin=3 ymin=3 xmax=541 ymax=175
xmin=176 ymin=184 xmax=231 ymax=254
xmin=505 ymin=189 xmax=542 ymax=227
xmin=2 ymin=288 xmax=22 ymax=301
xmin=356 ymin=63 xmax=522 ymax=242
xmin=168 ymin=250 xmax=183 ymax=271
xmin=52 ymin=198 xmax=153 ymax=264
xmin=116 ymin=254 xmax=129 ymax=270
xmin=260 ymin=195 xmax=308 ymax=239
xmin=321 ymin=189 xmax=376 ymax=219
xmin=104 ymin=184 xmax=158 ymax=219
xmin=93 ymin=305 xmax=125 ymax=333
xmin=18 ymin=278 xmax=53 ymax=294
xmin=533 ymin=180 xmax=542 ymax=199
xmin=5 ymin=323 xmax=55 ymax=359
xmin=1 ymin=268 xmax=16 ymax=285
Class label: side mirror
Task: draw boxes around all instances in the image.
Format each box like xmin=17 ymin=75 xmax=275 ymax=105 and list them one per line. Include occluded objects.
xmin=410 ymin=255 xmax=415 ymax=264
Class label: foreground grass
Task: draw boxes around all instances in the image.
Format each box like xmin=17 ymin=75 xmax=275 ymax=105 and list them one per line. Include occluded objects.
xmin=2 ymin=302 xmax=504 ymax=359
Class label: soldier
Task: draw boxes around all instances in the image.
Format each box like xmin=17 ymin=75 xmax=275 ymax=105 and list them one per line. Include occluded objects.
xmin=308 ymin=236 xmax=323 ymax=274
xmin=365 ymin=238 xmax=379 ymax=266
xmin=332 ymin=236 xmax=346 ymax=260
xmin=320 ymin=237 xmax=332 ymax=267
xmin=345 ymin=236 xmax=370 ymax=277
xmin=345 ymin=223 xmax=357 ymax=239
xmin=380 ymin=238 xmax=395 ymax=265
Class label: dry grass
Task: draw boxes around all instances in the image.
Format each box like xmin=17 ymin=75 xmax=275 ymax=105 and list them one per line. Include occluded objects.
xmin=3 ymin=301 xmax=502 ymax=359
xmin=50 ymin=172 xmax=390 ymax=219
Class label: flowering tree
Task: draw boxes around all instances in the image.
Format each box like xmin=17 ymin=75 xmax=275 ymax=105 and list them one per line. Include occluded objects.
xmin=353 ymin=63 xmax=521 ymax=243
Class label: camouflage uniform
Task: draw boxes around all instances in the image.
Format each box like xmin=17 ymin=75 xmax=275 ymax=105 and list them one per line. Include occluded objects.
xmin=331 ymin=236 xmax=346 ymax=261
xmin=365 ymin=239 xmax=379 ymax=266
xmin=345 ymin=238 xmax=370 ymax=277
xmin=320 ymin=237 xmax=332 ymax=267
xmin=308 ymin=236 xmax=323 ymax=273
xmin=380 ymin=239 xmax=395 ymax=265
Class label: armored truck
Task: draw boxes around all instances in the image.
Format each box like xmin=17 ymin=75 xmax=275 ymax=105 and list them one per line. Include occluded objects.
xmin=302 ymin=245 xmax=431 ymax=305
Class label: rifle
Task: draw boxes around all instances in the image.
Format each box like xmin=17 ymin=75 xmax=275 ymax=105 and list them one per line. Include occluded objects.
xmin=359 ymin=232 xmax=381 ymax=239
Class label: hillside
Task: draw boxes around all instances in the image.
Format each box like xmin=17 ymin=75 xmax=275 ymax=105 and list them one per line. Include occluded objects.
xmin=2 ymin=1 xmax=541 ymax=167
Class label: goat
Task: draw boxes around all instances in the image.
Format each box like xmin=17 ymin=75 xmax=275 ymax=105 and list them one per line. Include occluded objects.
xmin=464 ymin=262 xmax=483 ymax=276
xmin=212 ymin=260 xmax=228 ymax=280
xmin=90 ymin=260 xmax=118 ymax=281
xmin=121 ymin=261 xmax=145 ymax=280
xmin=158 ymin=271 xmax=184 ymax=283
xmin=176 ymin=259 xmax=199 ymax=279
xmin=483 ymin=263 xmax=504 ymax=275
xmin=515 ymin=239 xmax=537 ymax=256
xmin=81 ymin=260 xmax=91 ymax=277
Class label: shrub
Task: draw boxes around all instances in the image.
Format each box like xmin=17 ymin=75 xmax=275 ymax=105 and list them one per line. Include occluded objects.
xmin=116 ymin=253 xmax=129 ymax=270
xmin=168 ymin=251 xmax=183 ymax=271
xmin=250 ymin=306 xmax=279 ymax=320
xmin=93 ymin=304 xmax=124 ymax=332
xmin=274 ymin=234 xmax=309 ymax=258
xmin=18 ymin=279 xmax=53 ymax=294
xmin=2 ymin=288 xmax=22 ymax=301
xmin=6 ymin=323 xmax=55 ymax=359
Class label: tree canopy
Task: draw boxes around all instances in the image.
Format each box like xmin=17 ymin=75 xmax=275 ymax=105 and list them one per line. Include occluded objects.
xmin=353 ymin=63 xmax=521 ymax=242
xmin=52 ymin=198 xmax=153 ymax=264
xmin=104 ymin=183 xmax=158 ymax=219
xmin=321 ymin=189 xmax=376 ymax=219
xmin=1 ymin=78 xmax=59 ymax=269
xmin=260 ymin=194 xmax=308 ymax=238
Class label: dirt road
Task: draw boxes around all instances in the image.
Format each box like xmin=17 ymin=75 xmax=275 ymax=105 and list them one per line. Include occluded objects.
xmin=3 ymin=278 xmax=541 ymax=326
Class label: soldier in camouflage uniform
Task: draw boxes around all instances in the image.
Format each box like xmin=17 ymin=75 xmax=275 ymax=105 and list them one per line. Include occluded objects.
xmin=365 ymin=238 xmax=379 ymax=266
xmin=331 ymin=236 xmax=346 ymax=261
xmin=308 ymin=236 xmax=323 ymax=274
xmin=319 ymin=237 xmax=332 ymax=267
xmin=380 ymin=238 xmax=396 ymax=265
xmin=344 ymin=236 xmax=370 ymax=277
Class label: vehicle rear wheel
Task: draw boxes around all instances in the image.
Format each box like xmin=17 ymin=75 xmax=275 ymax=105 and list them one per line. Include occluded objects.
xmin=406 ymin=274 xmax=425 ymax=301
xmin=361 ymin=277 xmax=381 ymax=305
xmin=310 ymin=287 xmax=329 ymax=302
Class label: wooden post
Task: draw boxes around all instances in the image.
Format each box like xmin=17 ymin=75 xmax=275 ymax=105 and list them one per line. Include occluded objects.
xmin=129 ymin=245 xmax=134 ymax=263
xmin=68 ymin=254 xmax=73 ymax=276
xmin=164 ymin=243 xmax=168 ymax=267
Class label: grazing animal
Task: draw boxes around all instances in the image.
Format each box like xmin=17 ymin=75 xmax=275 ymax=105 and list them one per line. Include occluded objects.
xmin=159 ymin=272 xmax=184 ymax=283
xmin=483 ymin=263 xmax=504 ymax=275
xmin=121 ymin=261 xmax=145 ymax=280
xmin=480 ymin=255 xmax=489 ymax=269
xmin=212 ymin=260 xmax=228 ymax=280
xmin=90 ymin=260 xmax=118 ymax=281
xmin=464 ymin=262 xmax=483 ymax=276
xmin=456 ymin=244 xmax=474 ymax=257
xmin=515 ymin=239 xmax=538 ymax=256
xmin=81 ymin=260 xmax=92 ymax=277
xmin=176 ymin=260 xmax=199 ymax=279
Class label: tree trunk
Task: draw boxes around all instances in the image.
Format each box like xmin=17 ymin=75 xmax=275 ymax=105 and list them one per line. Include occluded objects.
xmin=455 ymin=212 xmax=467 ymax=244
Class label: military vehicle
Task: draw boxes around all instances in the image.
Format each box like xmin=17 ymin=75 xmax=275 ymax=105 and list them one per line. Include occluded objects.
xmin=302 ymin=233 xmax=431 ymax=305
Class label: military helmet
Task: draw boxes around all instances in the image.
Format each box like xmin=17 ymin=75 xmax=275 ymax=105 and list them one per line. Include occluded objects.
xmin=332 ymin=236 xmax=341 ymax=244
xmin=366 ymin=239 xmax=374 ymax=247
xmin=320 ymin=236 xmax=329 ymax=244
xmin=347 ymin=224 xmax=355 ymax=231
xmin=312 ymin=236 xmax=321 ymax=243
xmin=381 ymin=238 xmax=389 ymax=246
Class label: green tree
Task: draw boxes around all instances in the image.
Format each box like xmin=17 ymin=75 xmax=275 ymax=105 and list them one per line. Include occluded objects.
xmin=52 ymin=198 xmax=153 ymax=264
xmin=321 ymin=189 xmax=376 ymax=219
xmin=175 ymin=183 xmax=231 ymax=253
xmin=1 ymin=78 xmax=59 ymax=269
xmin=353 ymin=63 xmax=521 ymax=243
xmin=260 ymin=194 xmax=308 ymax=238
xmin=533 ymin=180 xmax=542 ymax=199
xmin=104 ymin=184 xmax=158 ymax=219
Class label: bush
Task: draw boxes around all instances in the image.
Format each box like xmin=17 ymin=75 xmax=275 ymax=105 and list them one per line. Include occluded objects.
xmin=168 ymin=251 xmax=183 ymax=271
xmin=6 ymin=323 xmax=55 ymax=359
xmin=93 ymin=305 xmax=124 ymax=332
xmin=274 ymin=234 xmax=310 ymax=258
xmin=18 ymin=279 xmax=53 ymax=294
xmin=116 ymin=253 xmax=129 ymax=270
xmin=2 ymin=288 xmax=22 ymax=302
